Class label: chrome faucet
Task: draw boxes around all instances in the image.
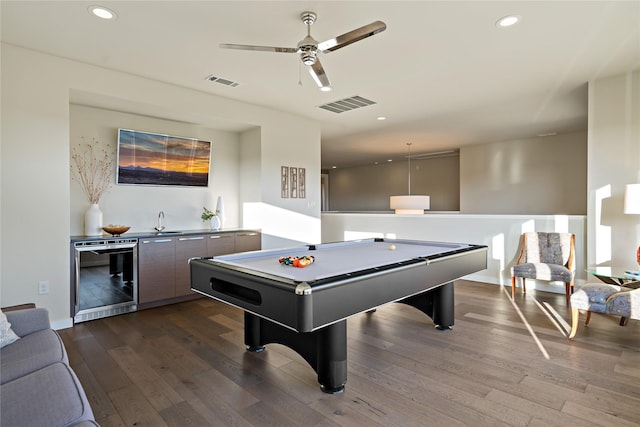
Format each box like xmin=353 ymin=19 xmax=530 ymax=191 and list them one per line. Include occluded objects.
xmin=155 ymin=211 xmax=165 ymax=232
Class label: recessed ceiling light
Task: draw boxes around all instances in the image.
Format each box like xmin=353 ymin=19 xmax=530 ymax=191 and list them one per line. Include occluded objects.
xmin=496 ymin=15 xmax=520 ymax=28
xmin=377 ymin=116 xmax=386 ymax=121
xmin=88 ymin=5 xmax=117 ymax=20
xmin=331 ymin=165 xmax=337 ymax=169
xmin=320 ymin=86 xmax=332 ymax=92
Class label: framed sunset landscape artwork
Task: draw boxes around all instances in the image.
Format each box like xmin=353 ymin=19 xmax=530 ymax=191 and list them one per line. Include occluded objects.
xmin=116 ymin=129 xmax=211 ymax=187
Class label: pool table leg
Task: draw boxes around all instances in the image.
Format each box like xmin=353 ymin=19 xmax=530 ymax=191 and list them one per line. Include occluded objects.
xmin=398 ymin=281 xmax=455 ymax=330
xmin=317 ymin=321 xmax=348 ymax=394
xmin=244 ymin=312 xmax=266 ymax=352
xmin=243 ymin=312 xmax=347 ymax=394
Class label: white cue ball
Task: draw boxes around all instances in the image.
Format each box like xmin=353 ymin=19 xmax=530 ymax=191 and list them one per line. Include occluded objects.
xmin=389 ymin=244 xmax=396 ymax=251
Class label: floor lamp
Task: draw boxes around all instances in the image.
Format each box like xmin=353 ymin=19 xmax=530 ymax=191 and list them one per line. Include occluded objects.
xmin=624 ymin=183 xmax=640 ymax=267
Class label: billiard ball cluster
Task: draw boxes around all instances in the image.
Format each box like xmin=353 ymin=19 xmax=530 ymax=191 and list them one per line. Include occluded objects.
xmin=279 ymin=255 xmax=315 ymax=268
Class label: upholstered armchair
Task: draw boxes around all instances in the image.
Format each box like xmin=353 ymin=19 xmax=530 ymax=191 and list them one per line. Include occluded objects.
xmin=569 ymin=283 xmax=640 ymax=338
xmin=511 ymin=232 xmax=575 ymax=304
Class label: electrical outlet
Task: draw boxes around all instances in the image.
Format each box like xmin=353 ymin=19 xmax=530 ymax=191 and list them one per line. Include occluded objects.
xmin=38 ymin=280 xmax=49 ymax=295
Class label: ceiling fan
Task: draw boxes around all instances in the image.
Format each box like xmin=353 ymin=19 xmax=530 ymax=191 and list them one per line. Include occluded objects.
xmin=220 ymin=11 xmax=386 ymax=91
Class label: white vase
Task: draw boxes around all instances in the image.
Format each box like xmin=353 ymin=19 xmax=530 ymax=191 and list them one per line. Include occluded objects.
xmin=210 ymin=216 xmax=221 ymax=231
xmin=84 ymin=203 xmax=103 ymax=236
xmin=216 ymin=196 xmax=225 ymax=228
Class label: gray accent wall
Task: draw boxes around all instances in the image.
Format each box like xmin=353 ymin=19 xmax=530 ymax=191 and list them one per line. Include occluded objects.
xmin=328 ymin=131 xmax=587 ymax=215
xmin=460 ymin=132 xmax=587 ymax=214
xmin=328 ymin=155 xmax=460 ymax=211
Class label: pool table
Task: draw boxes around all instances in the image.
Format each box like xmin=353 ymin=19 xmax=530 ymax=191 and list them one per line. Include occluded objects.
xmin=190 ymin=238 xmax=487 ymax=393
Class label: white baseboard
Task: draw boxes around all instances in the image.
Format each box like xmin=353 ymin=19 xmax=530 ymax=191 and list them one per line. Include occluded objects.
xmin=51 ymin=318 xmax=73 ymax=331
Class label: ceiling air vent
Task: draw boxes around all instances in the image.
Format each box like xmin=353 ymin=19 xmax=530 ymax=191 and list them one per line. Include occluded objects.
xmin=318 ymin=95 xmax=376 ymax=113
xmin=206 ymin=75 xmax=240 ymax=87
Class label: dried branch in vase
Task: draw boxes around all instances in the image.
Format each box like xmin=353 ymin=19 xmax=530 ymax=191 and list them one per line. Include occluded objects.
xmin=71 ymin=137 xmax=114 ymax=204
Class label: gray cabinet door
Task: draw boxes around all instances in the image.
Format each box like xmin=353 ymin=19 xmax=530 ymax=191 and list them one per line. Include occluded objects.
xmin=138 ymin=237 xmax=176 ymax=303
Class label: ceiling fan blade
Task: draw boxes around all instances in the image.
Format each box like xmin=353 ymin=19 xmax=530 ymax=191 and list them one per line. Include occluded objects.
xmin=317 ymin=21 xmax=386 ymax=53
xmin=219 ymin=43 xmax=297 ymax=54
xmin=307 ymin=58 xmax=331 ymax=89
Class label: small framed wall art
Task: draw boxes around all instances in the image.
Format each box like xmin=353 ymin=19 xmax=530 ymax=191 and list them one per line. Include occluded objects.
xmin=298 ymin=168 xmax=306 ymax=198
xmin=290 ymin=167 xmax=298 ymax=198
xmin=280 ymin=166 xmax=306 ymax=198
xmin=281 ymin=166 xmax=289 ymax=198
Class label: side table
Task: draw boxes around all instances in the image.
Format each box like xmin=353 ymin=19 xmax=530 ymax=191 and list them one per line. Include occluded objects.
xmin=586 ymin=266 xmax=640 ymax=288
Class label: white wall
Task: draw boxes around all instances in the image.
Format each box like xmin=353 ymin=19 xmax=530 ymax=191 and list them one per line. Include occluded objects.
xmin=587 ymin=70 xmax=640 ymax=268
xmin=1 ymin=44 xmax=321 ymax=327
xmin=255 ymin=116 xmax=322 ymax=248
xmin=460 ymin=132 xmax=587 ymax=214
xmin=69 ymin=104 xmax=243 ymax=234
xmin=322 ymin=212 xmax=588 ymax=293
xmin=239 ymin=127 xmax=262 ymax=204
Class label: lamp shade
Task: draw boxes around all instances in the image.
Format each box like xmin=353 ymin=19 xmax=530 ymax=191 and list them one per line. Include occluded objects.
xmin=624 ymin=184 xmax=640 ymax=214
xmin=390 ymin=195 xmax=430 ymax=215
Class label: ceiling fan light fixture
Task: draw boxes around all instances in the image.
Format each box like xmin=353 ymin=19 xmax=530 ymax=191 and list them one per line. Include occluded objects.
xmin=301 ymin=54 xmax=316 ymax=65
xmin=299 ymin=44 xmax=318 ymax=65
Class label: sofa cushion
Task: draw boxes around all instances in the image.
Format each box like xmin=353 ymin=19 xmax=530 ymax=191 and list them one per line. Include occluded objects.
xmin=0 ymin=312 xmax=20 ymax=348
xmin=1 ymin=362 xmax=95 ymax=427
xmin=0 ymin=328 xmax=68 ymax=384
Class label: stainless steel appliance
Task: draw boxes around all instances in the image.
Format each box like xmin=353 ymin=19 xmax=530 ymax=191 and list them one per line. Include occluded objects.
xmin=73 ymin=238 xmax=138 ymax=323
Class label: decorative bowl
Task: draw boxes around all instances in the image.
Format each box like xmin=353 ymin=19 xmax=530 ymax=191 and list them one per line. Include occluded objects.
xmin=102 ymin=225 xmax=130 ymax=236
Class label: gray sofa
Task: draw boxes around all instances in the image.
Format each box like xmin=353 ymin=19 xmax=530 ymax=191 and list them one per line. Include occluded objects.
xmin=1 ymin=307 xmax=99 ymax=427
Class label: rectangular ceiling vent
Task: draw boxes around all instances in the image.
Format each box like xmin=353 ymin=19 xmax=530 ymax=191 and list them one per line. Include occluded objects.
xmin=318 ymin=95 xmax=376 ymax=113
xmin=206 ymin=75 xmax=240 ymax=87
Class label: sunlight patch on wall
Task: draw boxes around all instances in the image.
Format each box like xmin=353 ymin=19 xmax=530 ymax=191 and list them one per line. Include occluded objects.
xmin=243 ymin=202 xmax=320 ymax=243
xmin=344 ymin=230 xmax=384 ymax=241
xmin=595 ymin=185 xmax=612 ymax=264
xmin=521 ymin=220 xmax=535 ymax=233
xmin=554 ymin=215 xmax=569 ymax=232
xmin=492 ymin=233 xmax=505 ymax=284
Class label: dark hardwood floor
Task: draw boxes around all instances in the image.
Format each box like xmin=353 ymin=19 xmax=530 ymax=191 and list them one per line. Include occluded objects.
xmin=59 ymin=280 xmax=640 ymax=426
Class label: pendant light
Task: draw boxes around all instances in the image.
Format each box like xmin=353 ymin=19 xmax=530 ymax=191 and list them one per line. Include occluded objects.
xmin=389 ymin=142 xmax=430 ymax=214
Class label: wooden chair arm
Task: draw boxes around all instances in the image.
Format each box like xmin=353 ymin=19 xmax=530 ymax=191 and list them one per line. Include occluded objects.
xmin=567 ymin=234 xmax=575 ymax=271
xmin=515 ymin=233 xmax=527 ymax=265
